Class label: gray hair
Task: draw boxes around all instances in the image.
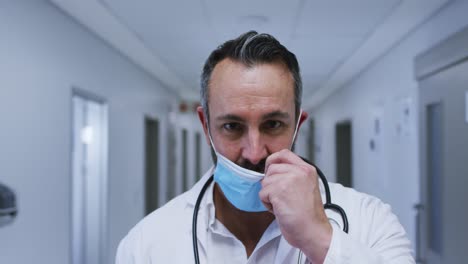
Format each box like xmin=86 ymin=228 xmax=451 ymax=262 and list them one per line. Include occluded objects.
xmin=200 ymin=31 xmax=302 ymax=121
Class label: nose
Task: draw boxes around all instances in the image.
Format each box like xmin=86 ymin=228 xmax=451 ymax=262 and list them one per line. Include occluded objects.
xmin=241 ymin=129 xmax=267 ymax=165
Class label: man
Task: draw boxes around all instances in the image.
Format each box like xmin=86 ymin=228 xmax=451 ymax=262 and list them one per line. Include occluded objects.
xmin=116 ymin=31 xmax=414 ymax=263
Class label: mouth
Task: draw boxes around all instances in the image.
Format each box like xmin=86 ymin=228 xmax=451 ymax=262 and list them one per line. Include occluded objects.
xmin=240 ymin=159 xmax=266 ymax=173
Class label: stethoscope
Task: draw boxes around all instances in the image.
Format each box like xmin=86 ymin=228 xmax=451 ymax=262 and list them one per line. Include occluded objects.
xmin=192 ymin=157 xmax=349 ymax=264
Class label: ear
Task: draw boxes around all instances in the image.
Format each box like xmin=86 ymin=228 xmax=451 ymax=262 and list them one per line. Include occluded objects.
xmin=197 ymin=106 xmax=212 ymax=146
xmin=297 ymin=110 xmax=309 ymax=131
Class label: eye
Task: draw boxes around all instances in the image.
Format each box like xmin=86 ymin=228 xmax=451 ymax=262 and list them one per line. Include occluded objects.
xmin=222 ymin=122 xmax=243 ymax=132
xmin=263 ymin=120 xmax=283 ymax=130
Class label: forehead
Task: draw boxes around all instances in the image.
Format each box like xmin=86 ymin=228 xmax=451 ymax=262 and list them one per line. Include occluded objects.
xmin=208 ymin=59 xmax=295 ymax=117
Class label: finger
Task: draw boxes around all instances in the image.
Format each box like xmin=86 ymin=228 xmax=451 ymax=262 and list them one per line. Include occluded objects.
xmin=265 ymin=163 xmax=307 ymax=177
xmin=265 ymin=149 xmax=305 ymax=173
xmin=261 ymin=171 xmax=288 ymax=188
xmin=262 ymin=165 xmax=305 ymax=189
xmin=259 ymin=185 xmax=274 ymax=213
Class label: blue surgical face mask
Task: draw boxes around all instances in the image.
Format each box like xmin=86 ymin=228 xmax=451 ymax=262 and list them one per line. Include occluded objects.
xmin=209 ymin=111 xmax=302 ymax=212
xmin=213 ymin=154 xmax=266 ymax=211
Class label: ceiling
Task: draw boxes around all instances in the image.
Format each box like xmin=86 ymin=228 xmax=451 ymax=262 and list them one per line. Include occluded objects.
xmin=50 ymin=0 xmax=450 ymax=109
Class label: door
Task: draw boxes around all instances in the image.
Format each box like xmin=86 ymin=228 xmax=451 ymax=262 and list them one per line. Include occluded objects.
xmin=335 ymin=121 xmax=352 ymax=187
xmin=145 ymin=117 xmax=159 ymax=215
xmin=181 ymin=129 xmax=188 ymax=192
xmin=71 ymin=92 xmax=108 ymax=264
xmin=418 ymin=60 xmax=468 ymax=263
xmin=308 ymin=119 xmax=316 ymax=163
xmin=195 ymin=132 xmax=202 ymax=182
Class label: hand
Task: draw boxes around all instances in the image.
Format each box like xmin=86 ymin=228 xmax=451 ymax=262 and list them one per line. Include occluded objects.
xmin=259 ymin=149 xmax=332 ymax=263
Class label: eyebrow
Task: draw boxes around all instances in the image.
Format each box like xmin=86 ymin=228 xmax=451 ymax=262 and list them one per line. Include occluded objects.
xmin=261 ymin=111 xmax=290 ymax=120
xmin=215 ymin=111 xmax=290 ymax=122
xmin=216 ymin=114 xmax=244 ymax=122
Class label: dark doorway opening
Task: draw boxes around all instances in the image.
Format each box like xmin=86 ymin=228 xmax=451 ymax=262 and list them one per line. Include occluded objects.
xmin=181 ymin=129 xmax=188 ymax=192
xmin=308 ymin=119 xmax=315 ymax=163
xmin=145 ymin=117 xmax=160 ymax=215
xmin=195 ymin=132 xmax=202 ymax=181
xmin=335 ymin=121 xmax=352 ymax=187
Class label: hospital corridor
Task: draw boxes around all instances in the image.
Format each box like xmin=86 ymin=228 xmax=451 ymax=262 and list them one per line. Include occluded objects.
xmin=1 ymin=0 xmax=468 ymax=263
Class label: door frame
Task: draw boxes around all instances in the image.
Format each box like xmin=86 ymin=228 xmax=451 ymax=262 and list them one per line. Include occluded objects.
xmin=70 ymin=87 xmax=109 ymax=264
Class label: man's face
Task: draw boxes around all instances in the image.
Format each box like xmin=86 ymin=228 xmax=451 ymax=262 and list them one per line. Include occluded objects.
xmin=198 ymin=59 xmax=306 ymax=172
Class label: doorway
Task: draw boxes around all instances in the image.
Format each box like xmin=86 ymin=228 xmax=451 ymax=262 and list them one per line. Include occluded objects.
xmin=181 ymin=129 xmax=188 ymax=192
xmin=71 ymin=91 xmax=108 ymax=264
xmin=335 ymin=121 xmax=352 ymax=187
xmin=195 ymin=132 xmax=202 ymax=182
xmin=145 ymin=117 xmax=159 ymax=215
xmin=307 ymin=119 xmax=315 ymax=163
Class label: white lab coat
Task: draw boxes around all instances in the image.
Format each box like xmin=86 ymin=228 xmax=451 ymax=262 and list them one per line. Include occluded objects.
xmin=116 ymin=168 xmax=414 ymax=263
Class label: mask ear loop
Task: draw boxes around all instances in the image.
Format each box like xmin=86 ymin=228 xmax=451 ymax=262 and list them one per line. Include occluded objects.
xmin=206 ymin=118 xmax=219 ymax=154
xmin=289 ymin=110 xmax=303 ymax=150
xmin=208 ymin=133 xmax=217 ymax=153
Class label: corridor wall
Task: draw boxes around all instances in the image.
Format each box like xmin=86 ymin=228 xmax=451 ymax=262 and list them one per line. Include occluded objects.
xmin=309 ymin=0 xmax=468 ymax=250
xmin=0 ymin=1 xmax=176 ymax=263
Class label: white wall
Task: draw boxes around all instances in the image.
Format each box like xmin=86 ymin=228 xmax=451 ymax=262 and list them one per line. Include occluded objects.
xmin=308 ymin=0 xmax=468 ymax=251
xmin=0 ymin=1 xmax=176 ymax=263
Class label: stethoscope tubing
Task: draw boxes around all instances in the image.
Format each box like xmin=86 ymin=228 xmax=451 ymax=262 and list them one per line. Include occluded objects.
xmin=192 ymin=175 xmax=214 ymax=264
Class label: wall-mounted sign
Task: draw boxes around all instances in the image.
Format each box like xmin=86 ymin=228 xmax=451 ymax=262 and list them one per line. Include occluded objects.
xmin=395 ymin=97 xmax=413 ymax=138
xmin=370 ymin=106 xmax=384 ymax=153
